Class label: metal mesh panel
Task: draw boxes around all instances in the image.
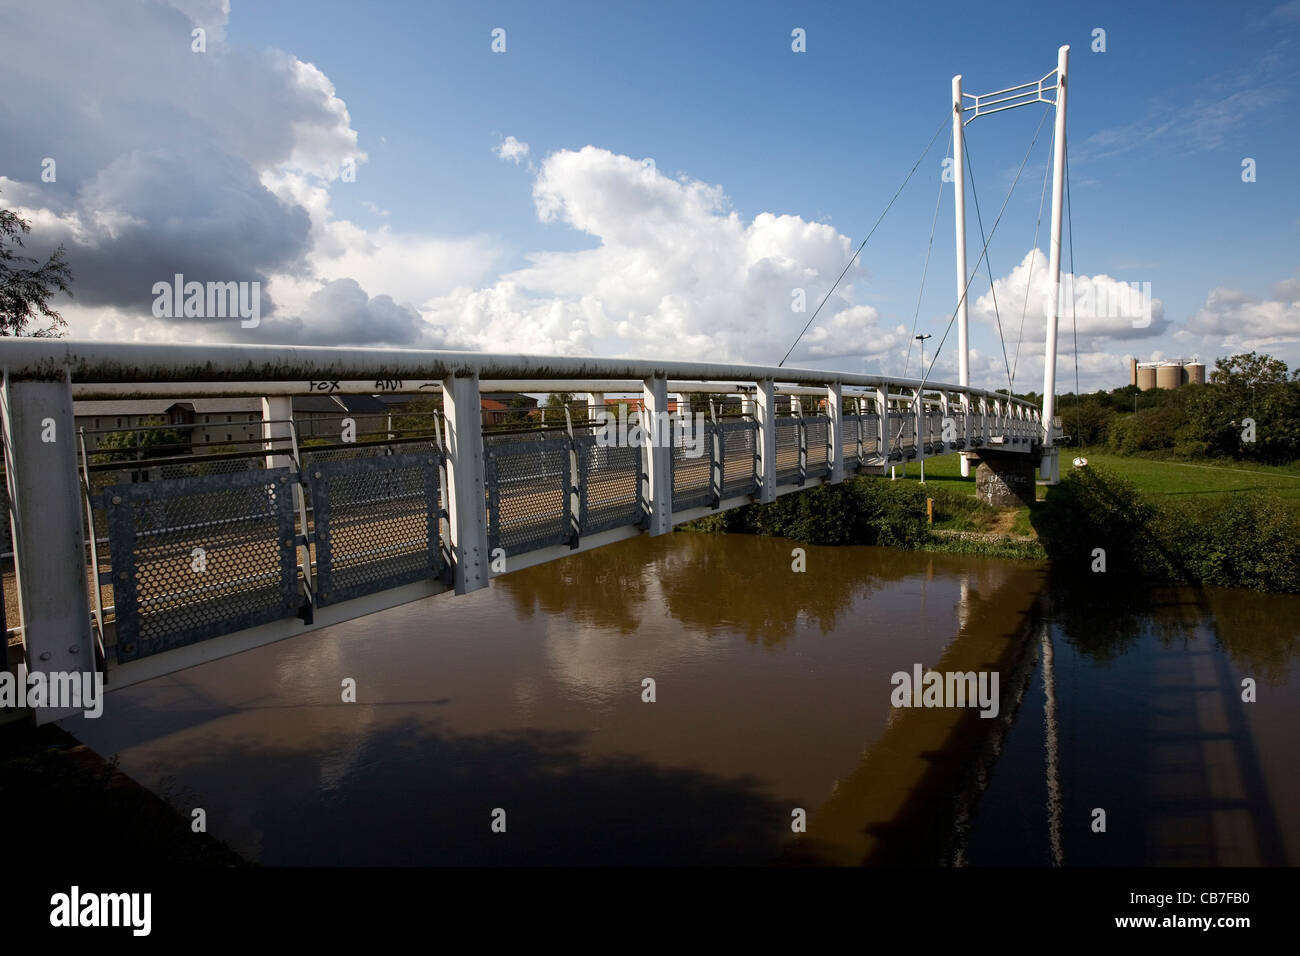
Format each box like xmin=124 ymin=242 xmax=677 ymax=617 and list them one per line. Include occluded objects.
xmin=576 ymin=435 xmax=641 ymax=535
xmin=304 ymin=444 xmax=400 ymax=466
xmin=887 ymin=411 xmax=915 ymax=457
xmin=485 ymin=433 xmax=570 ymax=556
xmin=159 ymin=456 xmax=264 ymax=479
xmin=841 ymin=415 xmax=859 ymax=469
xmin=923 ymin=409 xmax=943 ymax=453
xmin=804 ymin=416 xmax=830 ymax=478
xmin=774 ymin=418 xmax=800 ymax=483
xmin=949 ymin=412 xmax=966 ymax=448
xmin=671 ymin=420 xmax=714 ymax=511
xmin=306 ymin=452 xmax=442 ymax=607
xmin=842 ymin=415 xmax=869 ymax=468
xmin=718 ymin=420 xmax=757 ymax=499
xmin=104 ymin=469 xmax=299 ymax=663
xmin=852 ymin=413 xmax=880 ymax=458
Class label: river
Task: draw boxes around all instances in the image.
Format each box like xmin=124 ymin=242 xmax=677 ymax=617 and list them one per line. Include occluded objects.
xmin=66 ymin=532 xmax=1300 ymax=865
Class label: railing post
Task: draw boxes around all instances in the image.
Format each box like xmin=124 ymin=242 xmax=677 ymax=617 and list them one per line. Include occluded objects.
xmin=755 ymin=379 xmax=777 ymax=503
xmin=1 ymin=373 xmax=95 ymax=723
xmin=938 ymin=392 xmax=949 ymax=450
xmin=827 ymin=383 xmax=843 ymax=484
xmin=855 ymin=395 xmax=866 ymax=468
xmin=564 ymin=407 xmax=581 ymax=548
xmin=913 ymin=388 xmax=923 ymax=461
xmin=961 ymin=392 xmax=971 ymax=450
xmin=643 ymin=375 xmax=672 ymax=534
xmin=262 ymin=396 xmax=294 ymax=470
xmin=708 ymin=399 xmax=721 ymax=508
xmin=794 ymin=394 xmax=806 ymax=486
xmin=875 ymin=385 xmax=891 ymax=464
xmin=441 ymin=373 xmax=489 ymax=594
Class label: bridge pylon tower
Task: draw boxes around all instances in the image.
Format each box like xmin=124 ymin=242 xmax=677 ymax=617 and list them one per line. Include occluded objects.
xmin=952 ymin=45 xmax=1069 ymax=483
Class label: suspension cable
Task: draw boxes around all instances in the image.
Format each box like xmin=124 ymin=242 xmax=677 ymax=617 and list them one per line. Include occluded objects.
xmin=903 ymin=126 xmax=952 ymax=379
xmin=778 ymin=115 xmax=949 ymax=367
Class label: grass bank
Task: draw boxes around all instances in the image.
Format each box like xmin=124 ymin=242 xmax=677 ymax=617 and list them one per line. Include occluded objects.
xmin=684 ymin=457 xmax=1300 ymax=593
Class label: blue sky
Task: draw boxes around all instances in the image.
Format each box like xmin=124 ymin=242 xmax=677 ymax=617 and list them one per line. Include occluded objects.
xmin=1 ymin=0 xmax=1297 ymax=391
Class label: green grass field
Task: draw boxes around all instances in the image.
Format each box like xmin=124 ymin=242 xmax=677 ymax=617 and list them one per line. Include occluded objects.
xmin=888 ymin=450 xmax=1300 ymax=503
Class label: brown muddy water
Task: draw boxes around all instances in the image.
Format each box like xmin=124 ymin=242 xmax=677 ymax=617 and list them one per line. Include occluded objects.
xmin=65 ymin=533 xmax=1300 ymax=865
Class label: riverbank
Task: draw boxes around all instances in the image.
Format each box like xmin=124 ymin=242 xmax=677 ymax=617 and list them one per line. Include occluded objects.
xmin=683 ymin=463 xmax=1300 ymax=592
xmin=0 ymin=721 xmax=249 ymax=865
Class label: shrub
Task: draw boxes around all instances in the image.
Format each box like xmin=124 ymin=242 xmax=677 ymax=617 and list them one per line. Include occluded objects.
xmin=1033 ymin=465 xmax=1161 ymax=577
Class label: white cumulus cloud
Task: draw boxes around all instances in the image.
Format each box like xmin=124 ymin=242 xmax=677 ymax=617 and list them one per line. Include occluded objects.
xmin=494 ymin=136 xmax=530 ymax=165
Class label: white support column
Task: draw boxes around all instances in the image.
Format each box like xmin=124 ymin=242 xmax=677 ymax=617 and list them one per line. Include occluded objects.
xmin=262 ymin=396 xmax=293 ymax=470
xmin=672 ymin=392 xmax=688 ymax=421
xmin=643 ymin=375 xmax=672 ymax=533
xmin=442 ymin=374 xmax=489 ymax=595
xmin=1041 ymin=44 xmax=1070 ymax=480
xmin=827 ymin=383 xmax=844 ymax=484
xmin=1 ymin=375 xmax=95 ymax=724
xmin=585 ymin=392 xmax=604 ymax=420
xmin=755 ymin=379 xmax=777 ymax=503
xmin=954 ymin=72 xmax=972 ymax=479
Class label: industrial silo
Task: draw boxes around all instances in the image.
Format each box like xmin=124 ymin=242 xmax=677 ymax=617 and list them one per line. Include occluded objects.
xmin=1186 ymin=362 xmax=1206 ymax=385
xmin=1137 ymin=365 xmax=1157 ymax=391
xmin=1156 ymin=363 xmax=1182 ymax=390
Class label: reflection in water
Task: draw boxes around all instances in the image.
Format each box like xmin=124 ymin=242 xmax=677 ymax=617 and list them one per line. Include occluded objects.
xmin=968 ymin=572 xmax=1300 ymax=866
xmin=1041 ymin=623 xmax=1063 ymax=867
xmin=64 ymin=532 xmax=1300 ymax=866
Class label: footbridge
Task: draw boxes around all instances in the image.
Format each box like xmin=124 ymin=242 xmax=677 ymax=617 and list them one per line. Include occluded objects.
xmin=0 ymin=340 xmax=1052 ymax=719
xmin=0 ymin=46 xmax=1080 ymax=722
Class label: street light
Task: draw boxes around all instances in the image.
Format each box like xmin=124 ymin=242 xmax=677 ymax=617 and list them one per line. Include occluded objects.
xmin=915 ymin=333 xmax=932 ymax=484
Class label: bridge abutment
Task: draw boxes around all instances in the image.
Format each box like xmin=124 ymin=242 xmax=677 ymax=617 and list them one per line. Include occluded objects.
xmin=964 ymin=450 xmax=1037 ymax=508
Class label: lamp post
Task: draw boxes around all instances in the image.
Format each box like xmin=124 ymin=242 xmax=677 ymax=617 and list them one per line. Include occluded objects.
xmin=916 ymin=333 xmax=932 ymax=484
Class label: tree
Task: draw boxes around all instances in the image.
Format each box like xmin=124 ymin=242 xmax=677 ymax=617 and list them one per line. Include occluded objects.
xmin=92 ymin=419 xmax=189 ymax=465
xmin=1186 ymin=351 xmax=1300 ymax=463
xmin=1062 ymin=397 xmax=1115 ymax=447
xmin=1209 ymin=351 xmax=1290 ymax=389
xmin=1 ymin=189 xmax=74 ymax=337
xmin=505 ymin=395 xmax=532 ymax=425
xmin=393 ymin=395 xmax=442 ymax=437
